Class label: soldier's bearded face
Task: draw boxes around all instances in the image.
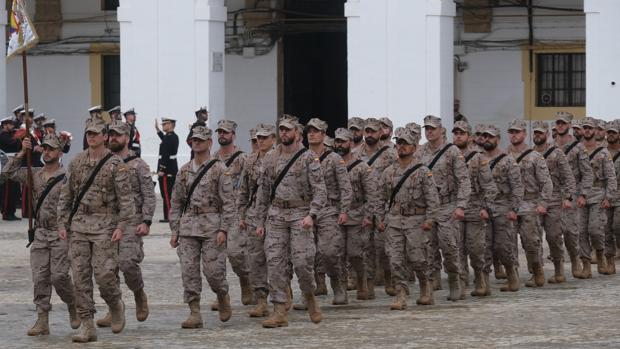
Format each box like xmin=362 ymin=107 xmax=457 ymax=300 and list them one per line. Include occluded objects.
xmin=306 ymin=127 xmax=324 ymax=145
xmin=582 ymin=126 xmax=595 ymax=141
xmin=533 ymin=131 xmax=547 ymax=146
xmin=350 ymin=128 xmax=363 ymax=143
xmin=607 ymin=131 xmax=619 ymax=144
xmin=42 ymin=146 xmax=61 ymax=164
xmin=380 ymin=125 xmax=391 ymax=141
xmin=474 ymin=133 xmax=484 ymax=146
xmin=334 ymin=139 xmax=351 ymax=156
xmin=396 ymin=141 xmax=415 ymax=158
xmin=452 ymin=130 xmax=469 ymax=149
xmin=508 ymin=129 xmax=525 ymax=145
xmin=279 ymin=127 xmax=295 ymax=146
xmin=364 ymin=129 xmax=379 ymax=146
xmin=595 ymin=128 xmax=606 ymax=142
xmin=555 ymin=120 xmax=570 ymax=136
xmin=482 ymin=134 xmax=498 ymax=151
xmin=217 ymin=130 xmax=234 ymax=146
xmin=108 ymin=132 xmax=128 ymax=152
xmin=572 ymin=127 xmax=583 ymax=139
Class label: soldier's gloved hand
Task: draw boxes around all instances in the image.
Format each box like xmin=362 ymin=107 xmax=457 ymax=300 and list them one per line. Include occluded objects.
xmin=239 ymin=219 xmax=247 ymax=230
xmin=301 ymin=215 xmax=314 ymax=230
xmin=479 ymin=209 xmax=489 ymax=221
xmin=216 ymin=231 xmax=227 ymax=245
xmin=111 ymin=229 xmax=123 ymax=242
xmin=136 ymin=223 xmax=150 ymax=236
xmin=256 ymin=227 xmax=265 ymax=238
xmin=170 ymin=234 xmax=179 ymax=248
xmin=535 ymin=205 xmax=547 ymax=215
xmin=337 ymin=213 xmax=348 ymax=225
xmin=577 ymin=195 xmax=586 ymax=208
xmin=453 ymin=207 xmax=465 ymax=221
xmin=58 ymin=229 xmax=68 ymax=240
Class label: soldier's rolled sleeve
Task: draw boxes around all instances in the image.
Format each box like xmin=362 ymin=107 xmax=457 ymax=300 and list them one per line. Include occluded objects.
xmin=307 ymin=156 xmax=327 ymax=218
xmin=452 ymin=149 xmax=472 ymax=209
xmin=113 ymin=163 xmax=135 ymax=231
xmin=217 ymin=169 xmax=237 ymax=233
xmin=535 ymin=156 xmax=553 ymax=208
xmin=335 ymin=157 xmax=353 ymax=213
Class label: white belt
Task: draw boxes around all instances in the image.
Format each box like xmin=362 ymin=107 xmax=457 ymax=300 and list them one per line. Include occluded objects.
xmin=4 ymin=152 xmax=17 ymax=157
xmin=159 ymin=155 xmax=177 ymax=159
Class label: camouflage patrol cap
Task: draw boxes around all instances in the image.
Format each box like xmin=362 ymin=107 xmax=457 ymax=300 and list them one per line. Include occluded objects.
xmin=379 ymin=117 xmax=393 ymax=129
xmin=323 ymin=136 xmax=334 ymax=148
xmin=452 ymin=120 xmax=471 ymax=134
xmin=41 ymin=134 xmax=62 ymax=149
xmin=571 ymin=119 xmax=583 ymax=129
xmin=474 ymin=123 xmax=486 ymax=135
xmin=348 ymin=117 xmax=365 ymax=131
xmin=555 ymin=111 xmax=574 ymax=123
xmin=508 ymin=119 xmax=527 ymax=132
xmin=405 ymin=122 xmax=421 ymax=135
xmin=334 ymin=127 xmax=353 ymax=141
xmin=190 ymin=126 xmax=212 ymax=140
xmin=255 ymin=123 xmax=276 ymax=137
xmin=249 ymin=128 xmax=257 ymax=140
xmin=305 ymin=118 xmax=328 ymax=132
xmin=606 ymin=120 xmax=620 ymax=133
xmin=395 ymin=127 xmax=420 ymax=145
xmin=216 ymin=119 xmax=238 ymax=133
xmin=84 ymin=118 xmax=107 ymax=133
xmin=483 ymin=125 xmax=500 ymax=137
xmin=364 ymin=117 xmax=382 ymax=131
xmin=393 ymin=127 xmax=405 ymax=139
xmin=581 ymin=117 xmax=597 ymax=128
xmin=423 ymin=115 xmax=442 ymax=128
xmin=278 ymin=114 xmax=299 ymax=130
xmin=531 ymin=120 xmax=549 ymax=133
xmin=595 ymin=118 xmax=606 ymax=130
xmin=108 ymin=121 xmax=130 ymax=135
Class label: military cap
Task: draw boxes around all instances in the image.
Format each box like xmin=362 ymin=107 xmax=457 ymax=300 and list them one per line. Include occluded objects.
xmin=571 ymin=120 xmax=583 ymax=129
xmin=305 ymin=118 xmax=328 ymax=132
xmin=405 ymin=122 xmax=422 ymax=135
xmin=507 ymin=119 xmax=527 ymax=131
xmin=161 ymin=117 xmax=176 ymax=123
xmin=195 ymin=106 xmax=208 ymax=113
xmin=85 ymin=118 xmax=107 ymax=133
xmin=108 ymin=121 xmax=130 ymax=135
xmin=364 ymin=117 xmax=382 ymax=131
xmin=43 ymin=118 xmax=56 ymax=127
xmin=323 ymin=136 xmax=334 ymax=148
xmin=12 ymin=104 xmax=24 ymax=114
xmin=595 ymin=118 xmax=606 ymax=130
xmin=452 ymin=120 xmax=472 ymax=134
xmin=334 ymin=127 xmax=353 ymax=141
xmin=34 ymin=113 xmax=46 ymax=122
xmin=395 ymin=127 xmax=420 ymax=145
xmin=0 ymin=116 xmax=14 ymax=125
xmin=123 ymin=108 xmax=136 ymax=116
xmin=606 ymin=120 xmax=620 ymax=133
xmin=19 ymin=108 xmax=35 ymax=116
xmin=474 ymin=123 xmax=486 ymax=135
xmin=393 ymin=126 xmax=405 ymax=139
xmin=41 ymin=134 xmax=62 ymax=149
xmin=531 ymin=120 xmax=549 ymax=133
xmin=108 ymin=106 xmax=121 ymax=114
xmin=483 ymin=125 xmax=500 ymax=137
xmin=88 ymin=105 xmax=102 ymax=113
xmin=189 ymin=126 xmax=212 ymax=140
xmin=379 ymin=117 xmax=393 ymax=129
xmin=216 ymin=119 xmax=238 ymax=133
xmin=348 ymin=117 xmax=365 ymax=131
xmin=249 ymin=128 xmax=257 ymax=140
xmin=580 ymin=117 xmax=597 ymax=128
xmin=255 ymin=123 xmax=276 ymax=137
xmin=278 ymin=114 xmax=299 ymax=130
xmin=555 ymin=111 xmax=574 ymax=123
xmin=423 ymin=115 xmax=442 ymax=128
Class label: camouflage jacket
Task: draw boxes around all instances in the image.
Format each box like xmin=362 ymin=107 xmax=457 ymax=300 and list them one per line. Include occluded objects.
xmin=237 ymin=151 xmax=264 ymax=227
xmin=214 ymin=147 xmax=247 ymax=195
xmin=537 ymin=144 xmax=577 ymax=204
xmin=316 ymin=150 xmax=353 ymax=218
xmin=609 ymin=148 xmax=620 ymax=206
xmin=486 ymin=152 xmax=524 ymax=215
xmin=555 ymin=137 xmax=593 ymax=198
xmin=353 ymin=143 xmax=397 ymax=178
xmin=462 ymin=150 xmax=498 ymax=219
xmin=584 ymin=145 xmax=617 ymax=204
xmin=508 ymin=146 xmax=553 ymax=213
xmin=122 ymin=151 xmax=156 ymax=226
xmin=342 ymin=155 xmax=379 ymax=225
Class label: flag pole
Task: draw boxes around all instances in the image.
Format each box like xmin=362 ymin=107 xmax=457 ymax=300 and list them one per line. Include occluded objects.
xmin=22 ymin=51 xmax=33 ymax=234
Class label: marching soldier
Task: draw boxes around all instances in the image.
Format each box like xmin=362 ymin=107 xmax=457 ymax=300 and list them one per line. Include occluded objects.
xmin=506 ymin=119 xmax=553 ymax=288
xmin=213 ymin=119 xmax=253 ymax=306
xmin=123 ymin=108 xmax=141 ymax=156
xmin=554 ymin=112 xmax=593 ymax=277
xmin=333 ymin=128 xmax=379 ymax=300
xmin=481 ymin=125 xmax=523 ymax=292
xmin=57 ymin=118 xmax=134 ymax=342
xmin=42 ymin=119 xmax=72 ymax=154
xmin=155 ymin=117 xmax=179 ymax=223
xmin=238 ymin=123 xmax=276 ymax=317
xmin=605 ymin=120 xmax=620 ymax=271
xmin=96 ymin=121 xmax=156 ymax=327
xmin=377 ymin=127 xmax=439 ymax=310
xmin=168 ymin=126 xmax=234 ymax=329
xmin=3 ymin=134 xmax=80 ymax=336
xmin=452 ymin=121 xmax=498 ymax=297
xmin=82 ymin=105 xmax=109 ymax=150
xmin=379 ymin=117 xmax=395 ymax=148
xmin=532 ymin=121 xmax=577 ymax=283
xmin=348 ymin=117 xmax=365 ymax=153
xmin=255 ymin=114 xmax=327 ymax=327
xmin=419 ymin=115 xmax=471 ymax=300
xmin=578 ymin=117 xmax=617 ymax=278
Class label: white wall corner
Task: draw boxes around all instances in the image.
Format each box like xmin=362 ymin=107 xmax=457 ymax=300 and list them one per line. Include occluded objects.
xmin=116 ymin=1 xmax=133 ymax=22
xmin=583 ymin=0 xmax=601 ymax=14
xmin=195 ymin=4 xmax=227 ymax=22
xmin=344 ymin=0 xmax=360 ymax=18
xmin=426 ymin=0 xmax=456 ymax=17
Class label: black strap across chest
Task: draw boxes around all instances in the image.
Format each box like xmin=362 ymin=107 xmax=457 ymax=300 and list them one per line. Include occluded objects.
xmin=367 ymin=146 xmax=389 ymax=167
xmin=589 ymin=147 xmax=604 ymax=161
xmin=270 ymin=148 xmax=307 ymax=202
xmin=613 ymin=151 xmax=620 ymax=163
xmin=347 ymin=159 xmax=363 ymax=172
xmin=464 ymin=151 xmax=478 ymax=165
xmin=543 ymin=146 xmax=557 ymax=159
xmin=319 ymin=150 xmax=332 ymax=162
xmin=182 ymin=159 xmax=219 ymax=213
xmin=389 ymin=164 xmax=424 ymax=209
xmin=123 ymin=155 xmax=139 ymax=163
xmin=225 ymin=151 xmax=244 ymax=167
xmin=516 ymin=149 xmax=534 ymax=164
xmin=35 ymin=174 xmax=66 ymax=220
xmin=68 ymin=153 xmax=114 ymax=225
xmin=428 ymin=143 xmax=454 ymax=170
xmin=490 ymin=154 xmax=507 ymax=171
xmin=564 ymin=140 xmax=580 ymax=155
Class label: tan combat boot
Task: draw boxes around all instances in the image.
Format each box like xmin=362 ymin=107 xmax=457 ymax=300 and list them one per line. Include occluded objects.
xmin=416 ymin=277 xmax=434 ymax=305
xmin=494 ymin=262 xmax=507 ymax=280
xmin=262 ymin=303 xmax=288 ymax=328
xmin=366 ymin=278 xmax=376 ymax=299
xmin=134 ymin=288 xmax=149 ymax=322
xmin=447 ymin=273 xmax=461 ymax=301
xmin=331 ymin=277 xmax=348 ymax=305
xmin=548 ymin=259 xmax=566 ymax=283
xmin=576 ymin=258 xmax=592 ymax=279
xmin=248 ymin=295 xmax=270 ymax=318
xmin=72 ymin=317 xmax=97 ymax=343
xmin=109 ymin=299 xmax=126 ymax=334
xmin=533 ymin=262 xmax=546 ymax=287
xmin=384 ymin=270 xmax=396 ymax=296
xmin=606 ymin=255 xmax=616 ymax=274
xmin=356 ymin=272 xmax=369 ymax=300
xmin=239 ymin=276 xmax=256 ymax=305
xmin=596 ymin=250 xmax=608 ymax=275
xmin=591 ymin=250 xmax=598 ymax=264
xmin=67 ymin=303 xmax=81 ymax=329
xmin=27 ymin=311 xmax=49 ymax=336
xmin=181 ymin=300 xmax=203 ymax=328
xmin=305 ymin=293 xmax=322 ymax=324
xmin=96 ymin=311 xmax=112 ymax=328
xmin=482 ymin=272 xmax=492 ymax=296
xmin=431 ymin=270 xmax=443 ymax=290
xmin=293 ymin=294 xmax=308 ymax=311
xmin=389 ymin=285 xmax=407 ymax=311
xmin=217 ymin=293 xmax=232 ymax=322
xmin=500 ymin=265 xmax=520 ymax=292
xmin=470 ymin=270 xmax=487 ymax=297
xmin=315 ymin=273 xmax=328 ymax=296
xmin=570 ymin=253 xmax=583 ymax=277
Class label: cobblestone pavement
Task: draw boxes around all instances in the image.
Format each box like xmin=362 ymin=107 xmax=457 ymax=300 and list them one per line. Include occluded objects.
xmin=2 ymin=203 xmax=620 ymax=348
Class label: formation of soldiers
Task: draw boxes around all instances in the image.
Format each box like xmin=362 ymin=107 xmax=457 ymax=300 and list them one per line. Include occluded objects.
xmin=2 ymin=107 xmax=620 ymax=342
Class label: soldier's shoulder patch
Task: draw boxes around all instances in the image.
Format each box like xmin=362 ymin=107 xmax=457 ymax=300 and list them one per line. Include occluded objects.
xmin=481 ymin=160 xmax=489 ymax=166
xmin=339 ymin=160 xmax=345 ymax=165
xmin=427 ymin=171 xmax=433 ymax=177
xmin=314 ymin=157 xmax=320 ymax=162
xmin=458 ymin=155 xmax=465 ymax=160
xmin=224 ymin=171 xmax=231 ymax=176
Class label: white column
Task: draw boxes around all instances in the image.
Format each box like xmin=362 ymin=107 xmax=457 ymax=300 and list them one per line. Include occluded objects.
xmin=118 ymin=0 xmax=227 ymax=170
xmin=346 ymin=0 xmax=455 ymax=129
xmin=0 ymin=3 xmax=7 ymax=115
xmin=585 ymin=0 xmax=620 ymax=121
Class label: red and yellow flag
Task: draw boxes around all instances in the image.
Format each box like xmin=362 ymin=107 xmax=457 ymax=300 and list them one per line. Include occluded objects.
xmin=7 ymin=0 xmax=39 ymax=58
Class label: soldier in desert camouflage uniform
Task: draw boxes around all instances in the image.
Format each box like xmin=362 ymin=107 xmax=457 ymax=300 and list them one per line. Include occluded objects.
xmin=605 ymin=120 xmax=620 ymax=272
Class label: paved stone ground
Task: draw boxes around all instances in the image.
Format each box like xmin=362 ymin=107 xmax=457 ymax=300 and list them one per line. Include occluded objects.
xmin=2 ymin=202 xmax=620 ymax=348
